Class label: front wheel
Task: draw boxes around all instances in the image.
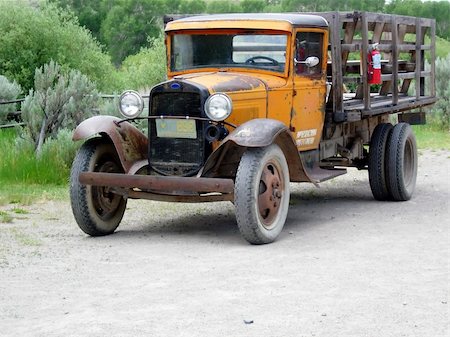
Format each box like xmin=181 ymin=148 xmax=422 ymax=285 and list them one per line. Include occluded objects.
xmin=234 ymin=144 xmax=290 ymax=244
xmin=70 ymin=138 xmax=127 ymax=236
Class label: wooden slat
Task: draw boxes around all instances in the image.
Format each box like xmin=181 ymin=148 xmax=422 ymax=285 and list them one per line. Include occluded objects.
xmin=372 ymin=22 xmax=385 ymax=43
xmin=415 ymin=17 xmax=422 ymax=99
xmin=342 ymin=20 xmax=357 ymax=75
xmin=391 ymin=15 xmax=399 ymax=105
xmin=341 ymin=44 xmax=359 ymax=52
xmin=330 ymin=11 xmax=343 ymax=119
xmin=430 ymin=19 xmax=436 ymax=97
xmin=344 ymin=95 xmax=437 ymax=114
xmin=398 ymin=24 xmax=407 ymax=43
xmin=361 ymin=12 xmax=370 ymax=110
xmin=400 ymin=71 xmax=430 ymax=79
xmin=341 ymin=43 xmax=430 ymax=52
xmin=401 ymin=79 xmax=412 ymax=94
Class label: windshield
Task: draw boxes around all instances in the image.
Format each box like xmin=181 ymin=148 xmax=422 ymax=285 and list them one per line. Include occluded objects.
xmin=170 ymin=31 xmax=288 ymax=73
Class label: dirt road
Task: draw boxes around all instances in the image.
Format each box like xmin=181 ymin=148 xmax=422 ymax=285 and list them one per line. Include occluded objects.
xmin=1 ymin=150 xmax=448 ymax=337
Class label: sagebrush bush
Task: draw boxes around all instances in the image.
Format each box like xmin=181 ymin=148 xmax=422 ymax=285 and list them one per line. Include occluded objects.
xmin=0 ymin=75 xmax=22 ymax=124
xmin=21 ymin=61 xmax=99 ymax=154
xmin=97 ymin=95 xmax=122 ymax=117
xmin=38 ymin=129 xmax=81 ymax=172
xmin=431 ymin=55 xmax=450 ymax=130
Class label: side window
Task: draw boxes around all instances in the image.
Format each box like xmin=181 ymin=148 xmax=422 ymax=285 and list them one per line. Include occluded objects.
xmin=295 ymin=32 xmax=323 ymax=76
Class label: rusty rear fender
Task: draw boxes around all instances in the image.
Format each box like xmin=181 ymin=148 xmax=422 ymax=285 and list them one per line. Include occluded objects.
xmin=73 ymin=116 xmax=148 ymax=174
xmin=202 ymin=119 xmax=311 ymax=182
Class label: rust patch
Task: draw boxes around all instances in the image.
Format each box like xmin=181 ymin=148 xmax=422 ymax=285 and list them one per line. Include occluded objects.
xmin=212 ymin=74 xmax=264 ymax=92
xmin=319 ymin=97 xmax=326 ymax=118
xmin=114 ymin=125 xmax=148 ymax=165
xmin=73 ymin=116 xmax=148 ymax=173
xmin=290 ymin=107 xmax=297 ymax=118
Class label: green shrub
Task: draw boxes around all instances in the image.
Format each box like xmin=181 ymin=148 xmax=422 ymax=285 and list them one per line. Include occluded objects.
xmin=97 ymin=96 xmax=122 ymax=117
xmin=21 ymin=61 xmax=99 ymax=154
xmin=38 ymin=129 xmax=81 ymax=173
xmin=0 ymin=76 xmax=22 ymax=124
xmin=430 ymin=55 xmax=450 ymax=130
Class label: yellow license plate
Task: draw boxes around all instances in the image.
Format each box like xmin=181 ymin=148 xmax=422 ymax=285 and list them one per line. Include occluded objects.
xmin=155 ymin=119 xmax=197 ymax=139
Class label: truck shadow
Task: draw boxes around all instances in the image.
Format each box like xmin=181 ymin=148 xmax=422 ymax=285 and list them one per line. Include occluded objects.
xmin=114 ymin=182 xmax=378 ymax=242
xmin=285 ymin=188 xmax=377 ymax=233
xmin=116 ymin=202 xmax=241 ymax=243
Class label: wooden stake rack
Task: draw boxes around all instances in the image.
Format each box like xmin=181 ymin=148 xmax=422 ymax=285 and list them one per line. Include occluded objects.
xmin=312 ymin=11 xmax=437 ymax=123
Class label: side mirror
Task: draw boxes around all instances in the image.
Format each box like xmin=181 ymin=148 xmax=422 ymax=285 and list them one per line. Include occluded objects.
xmin=294 ymin=56 xmax=320 ymax=68
xmin=305 ymin=56 xmax=320 ymax=67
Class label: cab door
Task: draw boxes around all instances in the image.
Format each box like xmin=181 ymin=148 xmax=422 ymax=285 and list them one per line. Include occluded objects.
xmin=291 ymin=29 xmax=328 ymax=151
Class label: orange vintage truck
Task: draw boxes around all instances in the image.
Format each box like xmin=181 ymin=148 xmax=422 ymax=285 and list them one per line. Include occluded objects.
xmin=70 ymin=12 xmax=436 ymax=244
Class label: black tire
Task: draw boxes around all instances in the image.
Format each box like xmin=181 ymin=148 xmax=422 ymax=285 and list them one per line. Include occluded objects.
xmin=234 ymin=144 xmax=290 ymax=244
xmin=386 ymin=123 xmax=418 ymax=201
xmin=70 ymin=138 xmax=127 ymax=236
xmin=368 ymin=123 xmax=393 ymax=200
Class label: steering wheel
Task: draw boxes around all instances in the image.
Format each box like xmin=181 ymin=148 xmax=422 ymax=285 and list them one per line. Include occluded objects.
xmin=245 ymin=56 xmax=279 ymax=66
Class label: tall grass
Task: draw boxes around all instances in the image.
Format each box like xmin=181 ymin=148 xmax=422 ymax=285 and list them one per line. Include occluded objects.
xmin=413 ymin=123 xmax=450 ymax=150
xmin=0 ymin=128 xmax=80 ymax=185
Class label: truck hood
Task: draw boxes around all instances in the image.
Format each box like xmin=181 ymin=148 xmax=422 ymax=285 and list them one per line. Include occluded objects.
xmin=172 ymin=72 xmax=287 ymax=94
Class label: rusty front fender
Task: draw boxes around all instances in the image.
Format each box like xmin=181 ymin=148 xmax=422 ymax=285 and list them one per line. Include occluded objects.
xmin=73 ymin=116 xmax=148 ymax=174
xmin=201 ymin=118 xmax=312 ymax=182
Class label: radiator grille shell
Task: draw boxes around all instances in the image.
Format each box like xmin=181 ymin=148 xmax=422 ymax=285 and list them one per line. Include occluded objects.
xmin=148 ymin=82 xmax=210 ymax=176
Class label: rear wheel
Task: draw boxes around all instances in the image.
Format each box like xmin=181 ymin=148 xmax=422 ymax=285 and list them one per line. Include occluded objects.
xmin=386 ymin=123 xmax=418 ymax=201
xmin=234 ymin=144 xmax=290 ymax=244
xmin=70 ymin=138 xmax=127 ymax=236
xmin=368 ymin=123 xmax=393 ymax=200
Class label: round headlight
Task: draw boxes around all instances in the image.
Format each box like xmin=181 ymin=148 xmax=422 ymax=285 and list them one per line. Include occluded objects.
xmin=119 ymin=90 xmax=144 ymax=118
xmin=204 ymin=93 xmax=232 ymax=121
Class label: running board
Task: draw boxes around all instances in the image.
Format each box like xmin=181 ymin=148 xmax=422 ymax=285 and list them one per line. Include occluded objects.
xmin=303 ymin=165 xmax=347 ymax=183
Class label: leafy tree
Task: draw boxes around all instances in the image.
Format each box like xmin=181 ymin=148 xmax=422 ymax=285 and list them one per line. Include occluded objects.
xmin=281 ymin=0 xmax=385 ymax=12
xmin=49 ymin=0 xmax=108 ymax=41
xmin=241 ymin=0 xmax=266 ymax=12
xmin=100 ymin=0 xmax=167 ymax=65
xmin=0 ymin=1 xmax=116 ymax=92
xmin=178 ymin=0 xmax=207 ymax=14
xmin=387 ymin=0 xmax=450 ymax=40
xmin=21 ymin=61 xmax=99 ymax=155
xmin=206 ymin=0 xmax=243 ymax=13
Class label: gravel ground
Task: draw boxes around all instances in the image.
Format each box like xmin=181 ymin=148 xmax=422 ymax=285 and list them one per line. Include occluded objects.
xmin=0 ymin=149 xmax=448 ymax=337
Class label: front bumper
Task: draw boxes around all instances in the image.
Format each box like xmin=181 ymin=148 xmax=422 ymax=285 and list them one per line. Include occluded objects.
xmin=79 ymin=172 xmax=234 ymax=203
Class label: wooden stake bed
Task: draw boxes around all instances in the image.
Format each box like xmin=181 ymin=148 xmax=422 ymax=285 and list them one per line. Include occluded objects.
xmin=341 ymin=94 xmax=436 ymax=121
xmin=310 ymin=11 xmax=436 ymax=123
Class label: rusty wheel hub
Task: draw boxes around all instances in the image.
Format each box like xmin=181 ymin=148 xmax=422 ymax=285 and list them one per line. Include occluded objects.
xmin=258 ymin=162 xmax=283 ymax=228
xmin=92 ymin=161 xmax=122 ymax=220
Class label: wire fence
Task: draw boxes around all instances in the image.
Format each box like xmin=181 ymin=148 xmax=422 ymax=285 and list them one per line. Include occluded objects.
xmin=0 ymin=98 xmax=25 ymax=129
xmin=0 ymin=94 xmax=148 ymax=129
